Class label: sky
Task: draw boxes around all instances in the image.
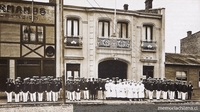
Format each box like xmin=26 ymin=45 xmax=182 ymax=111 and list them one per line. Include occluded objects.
xmin=29 ymin=0 xmax=200 ymax=53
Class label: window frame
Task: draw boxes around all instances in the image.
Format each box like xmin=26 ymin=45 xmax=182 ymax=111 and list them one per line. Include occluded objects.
xmin=98 ymin=20 xmax=110 ymax=37
xmin=117 ymin=22 xmax=128 ymax=38
xmin=21 ymin=25 xmax=44 ymax=43
xmin=66 ymin=18 xmax=79 ymax=37
xmin=176 ymin=71 xmax=187 ymax=81
xmin=143 ymin=25 xmax=153 ymax=41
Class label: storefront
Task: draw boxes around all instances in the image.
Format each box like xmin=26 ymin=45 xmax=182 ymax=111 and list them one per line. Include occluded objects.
xmin=0 ymin=0 xmax=56 ymax=91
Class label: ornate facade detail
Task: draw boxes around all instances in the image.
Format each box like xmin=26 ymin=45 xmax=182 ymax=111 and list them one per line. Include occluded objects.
xmin=97 ymin=37 xmax=130 ymax=48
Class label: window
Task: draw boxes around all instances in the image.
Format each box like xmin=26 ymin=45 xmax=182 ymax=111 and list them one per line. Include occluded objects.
xmin=22 ymin=25 xmax=44 ymax=43
xmin=66 ymin=64 xmax=80 ymax=79
xmin=98 ymin=20 xmax=110 ymax=37
xmin=144 ymin=25 xmax=153 ymax=41
xmin=176 ymin=71 xmax=187 ymax=81
xmin=16 ymin=60 xmax=41 ymax=79
xmin=66 ymin=18 xmax=79 ymax=37
xmin=117 ymin=22 xmax=128 ymax=38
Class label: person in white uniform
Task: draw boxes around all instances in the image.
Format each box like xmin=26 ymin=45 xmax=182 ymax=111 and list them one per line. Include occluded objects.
xmin=127 ymin=82 xmax=134 ymax=101
xmin=110 ymin=81 xmax=116 ymax=99
xmin=138 ymin=82 xmax=145 ymax=101
xmin=105 ymin=80 xmax=110 ymax=99
xmin=133 ymin=82 xmax=138 ymax=101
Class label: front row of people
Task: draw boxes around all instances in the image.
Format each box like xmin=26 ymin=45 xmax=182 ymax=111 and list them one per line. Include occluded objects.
xmin=65 ymin=78 xmax=145 ymax=101
xmin=5 ymin=76 xmax=62 ymax=103
xmin=5 ymin=77 xmax=194 ymax=103
xmin=143 ymin=78 xmax=193 ymax=101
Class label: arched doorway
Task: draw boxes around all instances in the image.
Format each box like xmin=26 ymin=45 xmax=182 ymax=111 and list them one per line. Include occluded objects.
xmin=98 ymin=60 xmax=127 ymax=79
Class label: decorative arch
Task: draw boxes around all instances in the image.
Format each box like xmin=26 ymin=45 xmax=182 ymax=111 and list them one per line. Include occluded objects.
xmin=98 ymin=57 xmax=130 ymax=64
xmin=98 ymin=57 xmax=129 ymax=79
xmin=97 ymin=17 xmax=112 ymax=22
xmin=65 ymin=15 xmax=82 ymax=20
xmin=142 ymin=22 xmax=156 ymax=26
xmin=116 ymin=18 xmax=131 ymax=23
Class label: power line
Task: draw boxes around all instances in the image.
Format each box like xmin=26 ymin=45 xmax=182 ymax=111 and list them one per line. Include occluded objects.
xmin=88 ymin=0 xmax=155 ymax=59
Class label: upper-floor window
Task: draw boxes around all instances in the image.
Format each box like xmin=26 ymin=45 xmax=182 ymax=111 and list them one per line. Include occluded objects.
xmin=144 ymin=25 xmax=153 ymax=41
xmin=67 ymin=18 xmax=79 ymax=37
xmin=117 ymin=22 xmax=128 ymax=38
xmin=98 ymin=20 xmax=110 ymax=37
xmin=22 ymin=25 xmax=44 ymax=43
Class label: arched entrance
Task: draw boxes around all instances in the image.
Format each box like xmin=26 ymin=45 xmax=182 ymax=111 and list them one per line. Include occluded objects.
xmin=98 ymin=60 xmax=127 ymax=79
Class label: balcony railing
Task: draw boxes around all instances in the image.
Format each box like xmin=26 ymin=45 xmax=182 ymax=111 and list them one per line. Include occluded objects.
xmin=97 ymin=37 xmax=130 ymax=49
xmin=141 ymin=41 xmax=157 ymax=52
xmin=64 ymin=36 xmax=82 ymax=48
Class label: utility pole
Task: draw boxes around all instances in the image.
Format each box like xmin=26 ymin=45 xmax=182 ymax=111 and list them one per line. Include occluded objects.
xmin=60 ymin=0 xmax=65 ymax=104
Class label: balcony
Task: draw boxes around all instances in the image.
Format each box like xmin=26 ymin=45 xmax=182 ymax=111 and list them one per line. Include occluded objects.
xmin=64 ymin=36 xmax=82 ymax=48
xmin=97 ymin=37 xmax=130 ymax=49
xmin=141 ymin=41 xmax=157 ymax=52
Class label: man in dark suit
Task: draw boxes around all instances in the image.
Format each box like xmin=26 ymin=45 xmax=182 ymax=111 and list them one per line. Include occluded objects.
xmin=181 ymin=82 xmax=188 ymax=100
xmin=29 ymin=78 xmax=36 ymax=102
xmin=90 ymin=78 xmax=97 ymax=100
xmin=22 ymin=78 xmax=29 ymax=102
xmin=177 ymin=81 xmax=182 ymax=99
xmin=97 ymin=78 xmax=103 ymax=99
xmin=83 ymin=79 xmax=89 ymax=100
xmin=5 ymin=78 xmax=14 ymax=103
xmin=156 ymin=80 xmax=162 ymax=100
xmin=187 ymin=82 xmax=193 ymax=100
xmin=148 ymin=80 xmax=154 ymax=100
xmin=46 ymin=78 xmax=53 ymax=101
xmin=70 ymin=80 xmax=76 ymax=101
xmin=169 ymin=81 xmax=176 ymax=100
xmin=37 ymin=79 xmax=44 ymax=102
xmin=162 ymin=81 xmax=168 ymax=100
xmin=174 ymin=81 xmax=179 ymax=99
xmin=75 ymin=80 xmax=81 ymax=101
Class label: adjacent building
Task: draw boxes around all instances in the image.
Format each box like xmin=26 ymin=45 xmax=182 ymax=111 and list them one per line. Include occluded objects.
xmin=63 ymin=0 xmax=165 ymax=81
xmin=181 ymin=31 xmax=200 ymax=55
xmin=166 ymin=31 xmax=200 ymax=98
xmin=165 ymin=53 xmax=200 ymax=98
xmin=0 ymin=0 xmax=57 ymax=91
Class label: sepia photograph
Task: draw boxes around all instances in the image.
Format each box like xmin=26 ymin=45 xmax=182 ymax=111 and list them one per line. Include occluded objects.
xmin=0 ymin=0 xmax=200 ymax=112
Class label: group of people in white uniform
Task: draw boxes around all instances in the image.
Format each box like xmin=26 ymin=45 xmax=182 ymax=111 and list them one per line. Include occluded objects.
xmin=105 ymin=79 xmax=145 ymax=101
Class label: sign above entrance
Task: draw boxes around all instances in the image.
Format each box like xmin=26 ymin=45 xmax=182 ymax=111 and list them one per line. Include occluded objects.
xmin=0 ymin=2 xmax=55 ymax=24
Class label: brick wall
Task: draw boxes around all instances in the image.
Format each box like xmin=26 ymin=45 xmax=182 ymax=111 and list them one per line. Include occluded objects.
xmin=165 ymin=64 xmax=200 ymax=98
xmin=181 ymin=31 xmax=200 ymax=55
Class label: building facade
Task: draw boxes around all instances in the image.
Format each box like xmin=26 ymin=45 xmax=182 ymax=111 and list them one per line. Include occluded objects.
xmin=181 ymin=31 xmax=200 ymax=55
xmin=0 ymin=0 xmax=57 ymax=91
xmin=63 ymin=1 xmax=165 ymax=81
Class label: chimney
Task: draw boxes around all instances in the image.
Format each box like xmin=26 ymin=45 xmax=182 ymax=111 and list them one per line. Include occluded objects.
xmin=145 ymin=0 xmax=153 ymax=12
xmin=187 ymin=31 xmax=192 ymax=37
xmin=123 ymin=4 xmax=129 ymax=11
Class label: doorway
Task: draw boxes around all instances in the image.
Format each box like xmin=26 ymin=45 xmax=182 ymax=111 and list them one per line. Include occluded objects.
xmin=98 ymin=60 xmax=127 ymax=79
xmin=143 ymin=66 xmax=154 ymax=79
